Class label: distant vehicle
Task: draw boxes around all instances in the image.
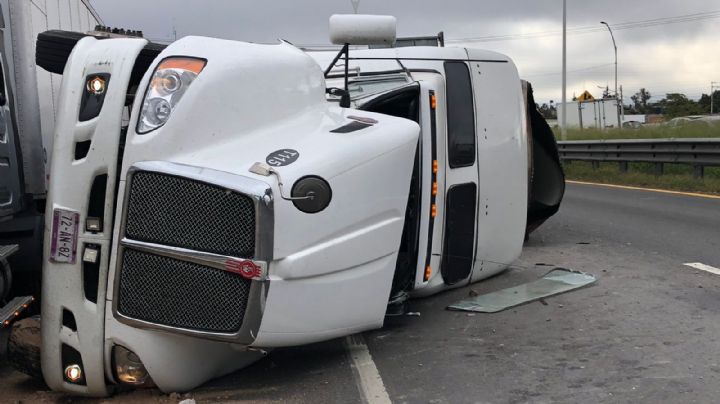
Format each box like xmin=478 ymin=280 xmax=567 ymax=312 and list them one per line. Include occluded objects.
xmin=667 ymin=115 xmax=720 ymax=126
xmin=0 ymin=0 xmax=101 ymax=328
xmin=22 ymin=14 xmax=564 ymax=396
xmin=622 ymin=120 xmax=643 ymax=129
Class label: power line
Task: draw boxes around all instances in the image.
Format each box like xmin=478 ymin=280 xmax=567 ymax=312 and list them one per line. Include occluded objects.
xmin=446 ymin=10 xmax=720 ymax=43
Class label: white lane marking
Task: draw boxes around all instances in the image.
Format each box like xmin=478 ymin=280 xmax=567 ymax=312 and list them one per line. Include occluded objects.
xmin=344 ymin=334 xmax=392 ymax=404
xmin=684 ymin=262 xmax=720 ymax=276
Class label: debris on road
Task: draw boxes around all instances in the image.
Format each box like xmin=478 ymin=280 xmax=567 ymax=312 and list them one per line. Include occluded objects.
xmin=447 ymin=268 xmax=596 ymax=313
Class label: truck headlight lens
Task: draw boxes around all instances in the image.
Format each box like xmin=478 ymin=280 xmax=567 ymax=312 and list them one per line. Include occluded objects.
xmin=113 ymin=345 xmax=155 ymax=387
xmin=136 ymin=57 xmax=206 ymax=134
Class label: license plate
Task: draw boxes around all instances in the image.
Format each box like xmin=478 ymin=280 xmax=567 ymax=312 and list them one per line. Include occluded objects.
xmin=50 ymin=208 xmax=80 ymax=264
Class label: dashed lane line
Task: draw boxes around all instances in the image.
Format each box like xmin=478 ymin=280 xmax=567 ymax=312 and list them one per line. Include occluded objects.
xmin=684 ymin=262 xmax=720 ymax=276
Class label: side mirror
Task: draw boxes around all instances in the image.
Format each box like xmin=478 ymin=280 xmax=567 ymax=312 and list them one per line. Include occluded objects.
xmin=329 ymin=14 xmax=397 ymax=46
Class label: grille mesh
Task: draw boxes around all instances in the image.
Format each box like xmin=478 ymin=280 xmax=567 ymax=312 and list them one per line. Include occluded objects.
xmin=117 ymin=249 xmax=251 ymax=333
xmin=125 ymin=171 xmax=256 ymax=258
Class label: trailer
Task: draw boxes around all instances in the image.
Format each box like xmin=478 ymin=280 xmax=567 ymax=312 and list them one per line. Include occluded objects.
xmin=0 ymin=0 xmax=101 ymax=328
xmin=557 ymin=98 xmax=622 ymax=130
xmin=16 ymin=14 xmax=564 ymax=396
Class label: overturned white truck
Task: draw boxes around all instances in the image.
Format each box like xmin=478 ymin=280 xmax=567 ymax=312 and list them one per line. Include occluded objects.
xmin=32 ymin=15 xmax=564 ymax=396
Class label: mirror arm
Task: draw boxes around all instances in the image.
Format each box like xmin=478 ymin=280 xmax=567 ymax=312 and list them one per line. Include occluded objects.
xmin=323 ymin=43 xmax=349 ymax=77
xmin=343 ymin=43 xmax=350 ymax=107
xmin=323 ymin=43 xmax=351 ymax=108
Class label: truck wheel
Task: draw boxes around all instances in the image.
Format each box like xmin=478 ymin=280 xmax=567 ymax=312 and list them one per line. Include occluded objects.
xmin=36 ymin=30 xmax=88 ymax=75
xmin=7 ymin=316 xmax=43 ymax=380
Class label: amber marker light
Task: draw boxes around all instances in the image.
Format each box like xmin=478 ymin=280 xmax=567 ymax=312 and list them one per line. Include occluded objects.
xmin=430 ymin=94 xmax=437 ymax=109
xmin=431 ymin=204 xmax=437 ymax=218
xmin=424 ymin=265 xmax=432 ymax=281
xmin=157 ymin=57 xmax=206 ymax=74
xmin=432 ymin=160 xmax=438 ymax=174
xmin=432 ymin=182 xmax=438 ymax=196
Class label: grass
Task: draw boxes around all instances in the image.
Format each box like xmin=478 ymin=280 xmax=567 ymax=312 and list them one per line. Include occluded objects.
xmin=554 ymin=121 xmax=720 ymax=194
xmin=554 ymin=121 xmax=720 ymax=141
xmin=563 ymin=161 xmax=720 ymax=195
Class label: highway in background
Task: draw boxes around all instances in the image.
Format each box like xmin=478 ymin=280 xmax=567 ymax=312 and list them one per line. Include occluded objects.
xmin=2 ymin=182 xmax=719 ymax=403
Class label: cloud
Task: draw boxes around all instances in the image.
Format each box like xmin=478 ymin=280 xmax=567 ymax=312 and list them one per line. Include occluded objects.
xmin=89 ymin=0 xmax=720 ymax=103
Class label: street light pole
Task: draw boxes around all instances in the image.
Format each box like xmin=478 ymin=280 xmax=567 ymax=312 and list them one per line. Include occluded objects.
xmin=601 ymin=21 xmax=620 ymax=129
xmin=561 ymin=0 xmax=567 ymax=140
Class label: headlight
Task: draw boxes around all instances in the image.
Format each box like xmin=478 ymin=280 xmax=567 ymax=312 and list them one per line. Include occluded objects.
xmin=136 ymin=57 xmax=206 ymax=134
xmin=113 ymin=345 xmax=155 ymax=387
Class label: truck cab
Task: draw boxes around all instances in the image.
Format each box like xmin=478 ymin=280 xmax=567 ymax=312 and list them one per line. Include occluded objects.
xmin=29 ymin=15 xmax=563 ymax=396
xmin=314 ymin=43 xmax=564 ymax=303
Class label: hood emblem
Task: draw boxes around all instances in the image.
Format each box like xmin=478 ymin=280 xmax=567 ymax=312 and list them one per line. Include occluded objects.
xmin=225 ymin=259 xmax=263 ymax=280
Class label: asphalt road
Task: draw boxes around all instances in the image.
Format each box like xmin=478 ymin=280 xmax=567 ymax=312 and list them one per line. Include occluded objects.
xmin=2 ymin=182 xmax=720 ymax=403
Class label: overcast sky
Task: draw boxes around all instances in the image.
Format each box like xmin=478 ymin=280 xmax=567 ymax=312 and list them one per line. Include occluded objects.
xmin=89 ymin=0 xmax=719 ymax=104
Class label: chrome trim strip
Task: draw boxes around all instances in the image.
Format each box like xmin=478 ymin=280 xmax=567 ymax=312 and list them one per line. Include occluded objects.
xmin=111 ymin=161 xmax=273 ymax=344
xmin=120 ymin=238 xmax=268 ymax=280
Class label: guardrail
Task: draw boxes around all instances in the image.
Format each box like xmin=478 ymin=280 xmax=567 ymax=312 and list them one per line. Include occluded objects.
xmin=557 ymin=138 xmax=720 ymax=178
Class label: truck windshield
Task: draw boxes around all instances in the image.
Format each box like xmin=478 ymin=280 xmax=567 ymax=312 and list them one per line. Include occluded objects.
xmin=347 ymin=75 xmax=411 ymax=100
xmin=326 ymin=73 xmax=412 ymax=103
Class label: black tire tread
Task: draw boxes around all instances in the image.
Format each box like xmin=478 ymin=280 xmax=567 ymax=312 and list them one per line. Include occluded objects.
xmin=36 ymin=30 xmax=166 ymax=86
xmin=6 ymin=316 xmax=43 ymax=380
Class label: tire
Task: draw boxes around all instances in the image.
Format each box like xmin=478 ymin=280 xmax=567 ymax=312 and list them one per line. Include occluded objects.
xmin=36 ymin=30 xmax=166 ymax=88
xmin=7 ymin=316 xmax=43 ymax=380
xmin=36 ymin=30 xmax=88 ymax=74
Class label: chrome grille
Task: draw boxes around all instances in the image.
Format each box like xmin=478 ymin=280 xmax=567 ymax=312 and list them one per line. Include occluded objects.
xmin=117 ymin=249 xmax=251 ymax=333
xmin=125 ymin=171 xmax=256 ymax=258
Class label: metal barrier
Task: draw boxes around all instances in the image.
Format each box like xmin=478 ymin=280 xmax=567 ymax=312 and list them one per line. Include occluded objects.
xmin=557 ymin=138 xmax=720 ymax=178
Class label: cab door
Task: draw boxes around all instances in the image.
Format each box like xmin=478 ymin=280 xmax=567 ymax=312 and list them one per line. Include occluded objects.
xmin=439 ymin=61 xmax=478 ymax=285
xmin=0 ymin=57 xmax=23 ymax=218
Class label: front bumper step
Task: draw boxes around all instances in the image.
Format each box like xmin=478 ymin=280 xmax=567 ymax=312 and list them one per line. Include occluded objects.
xmin=0 ymin=244 xmax=19 ymax=260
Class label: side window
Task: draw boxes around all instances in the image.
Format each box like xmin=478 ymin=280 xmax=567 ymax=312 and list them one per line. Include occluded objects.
xmin=444 ymin=61 xmax=476 ymax=168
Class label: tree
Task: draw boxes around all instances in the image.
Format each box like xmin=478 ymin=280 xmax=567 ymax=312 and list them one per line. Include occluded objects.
xmin=536 ymin=102 xmax=557 ymax=119
xmin=657 ymin=93 xmax=703 ymax=118
xmin=602 ymin=86 xmax=611 ymax=99
xmin=631 ymin=88 xmax=651 ymax=114
xmin=698 ymin=90 xmax=720 ymax=113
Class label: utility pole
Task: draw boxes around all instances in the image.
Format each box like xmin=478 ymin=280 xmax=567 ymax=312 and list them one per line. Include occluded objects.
xmin=619 ymin=85 xmax=624 ymax=125
xmin=712 ymin=81 xmax=719 ymax=115
xmin=561 ymin=0 xmax=567 ymax=140
xmin=351 ymin=0 xmax=360 ymax=14
xmin=601 ymin=21 xmax=620 ymax=130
